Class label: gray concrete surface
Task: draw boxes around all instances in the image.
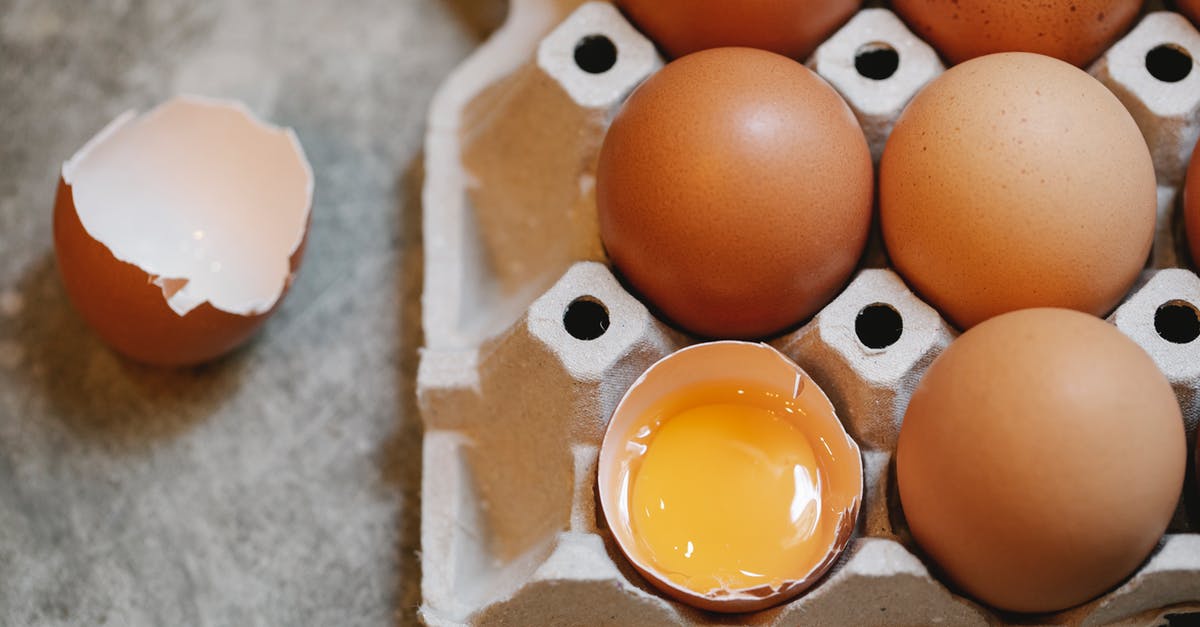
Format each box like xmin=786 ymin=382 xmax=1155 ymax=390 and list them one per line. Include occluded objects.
xmin=0 ymin=0 xmax=503 ymax=624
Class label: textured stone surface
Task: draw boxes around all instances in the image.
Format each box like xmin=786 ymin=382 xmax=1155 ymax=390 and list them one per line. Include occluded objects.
xmin=0 ymin=0 xmax=500 ymax=624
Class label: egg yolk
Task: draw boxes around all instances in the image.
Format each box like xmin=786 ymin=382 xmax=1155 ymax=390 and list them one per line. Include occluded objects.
xmin=626 ymin=384 xmax=828 ymax=595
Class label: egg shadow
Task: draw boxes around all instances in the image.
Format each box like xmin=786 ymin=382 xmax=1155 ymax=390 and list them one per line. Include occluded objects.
xmin=8 ymin=252 xmax=251 ymax=448
xmin=379 ymin=153 xmax=428 ymax=626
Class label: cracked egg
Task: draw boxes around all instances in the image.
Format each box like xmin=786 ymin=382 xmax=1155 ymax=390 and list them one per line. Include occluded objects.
xmin=597 ymin=341 xmax=863 ymax=613
xmin=53 ymin=96 xmax=313 ymax=366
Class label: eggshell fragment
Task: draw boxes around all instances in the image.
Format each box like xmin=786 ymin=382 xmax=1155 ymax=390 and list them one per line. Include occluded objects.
xmin=897 ymin=308 xmax=1186 ymax=614
xmin=891 ymin=0 xmax=1143 ymax=67
xmin=53 ymin=96 xmax=313 ymax=366
xmin=597 ymin=341 xmax=863 ymax=613
xmin=616 ymin=0 xmax=861 ymax=60
xmin=880 ymin=52 xmax=1156 ymax=329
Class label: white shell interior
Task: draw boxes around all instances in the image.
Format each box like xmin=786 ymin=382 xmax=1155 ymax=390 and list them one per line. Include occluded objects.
xmin=62 ymin=96 xmax=314 ymax=317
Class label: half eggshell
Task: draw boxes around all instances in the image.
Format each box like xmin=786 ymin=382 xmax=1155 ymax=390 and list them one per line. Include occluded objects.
xmin=597 ymin=341 xmax=863 ymax=613
xmin=53 ymin=96 xmax=313 ymax=366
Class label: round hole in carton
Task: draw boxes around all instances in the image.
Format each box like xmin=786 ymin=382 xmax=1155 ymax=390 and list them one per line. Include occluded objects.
xmin=1154 ymin=300 xmax=1200 ymax=344
xmin=855 ymin=42 xmax=900 ymax=81
xmin=1145 ymin=44 xmax=1192 ymax=83
xmin=855 ymin=303 xmax=903 ymax=349
xmin=564 ymin=297 xmax=610 ymax=340
xmin=574 ymin=34 xmax=618 ymax=74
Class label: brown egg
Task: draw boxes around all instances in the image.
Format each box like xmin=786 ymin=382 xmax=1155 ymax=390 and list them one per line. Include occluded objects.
xmin=54 ymin=97 xmax=313 ymax=366
xmin=1177 ymin=0 xmax=1200 ymax=26
xmin=597 ymin=47 xmax=873 ymax=339
xmin=617 ymin=0 xmax=861 ymax=60
xmin=891 ymin=0 xmax=1143 ymax=67
xmin=897 ymin=308 xmax=1186 ymax=614
xmin=880 ymin=52 xmax=1155 ymax=330
xmin=1186 ymin=138 xmax=1200 ymax=267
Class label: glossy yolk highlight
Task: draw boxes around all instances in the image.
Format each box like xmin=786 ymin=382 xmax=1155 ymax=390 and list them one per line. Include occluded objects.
xmin=629 ymin=400 xmax=824 ymax=595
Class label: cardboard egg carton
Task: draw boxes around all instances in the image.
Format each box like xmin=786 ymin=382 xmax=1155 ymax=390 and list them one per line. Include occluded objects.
xmin=418 ymin=2 xmax=1200 ymax=624
xmin=1090 ymin=10 xmax=1200 ymax=266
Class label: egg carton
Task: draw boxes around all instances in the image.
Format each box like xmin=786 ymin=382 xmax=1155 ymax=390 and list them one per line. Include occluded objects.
xmin=417 ymin=2 xmax=1200 ymax=625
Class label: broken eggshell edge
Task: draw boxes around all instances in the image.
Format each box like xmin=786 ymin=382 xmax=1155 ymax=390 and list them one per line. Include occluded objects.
xmin=597 ymin=341 xmax=864 ymax=613
xmin=53 ymin=96 xmax=314 ymax=366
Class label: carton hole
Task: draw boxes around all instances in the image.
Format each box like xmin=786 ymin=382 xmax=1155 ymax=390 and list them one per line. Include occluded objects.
xmin=1154 ymin=300 xmax=1200 ymax=344
xmin=1145 ymin=44 xmax=1193 ymax=83
xmin=855 ymin=42 xmax=900 ymax=81
xmin=574 ymin=34 xmax=617 ymax=74
xmin=564 ymin=297 xmax=610 ymax=340
xmin=856 ymin=303 xmax=903 ymax=349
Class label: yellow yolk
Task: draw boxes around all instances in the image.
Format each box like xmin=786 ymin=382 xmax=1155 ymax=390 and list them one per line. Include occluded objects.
xmin=628 ymin=394 xmax=825 ymax=595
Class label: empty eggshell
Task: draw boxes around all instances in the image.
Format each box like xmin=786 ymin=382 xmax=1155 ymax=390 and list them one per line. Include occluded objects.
xmin=54 ymin=96 xmax=313 ymax=366
xmin=597 ymin=341 xmax=863 ymax=613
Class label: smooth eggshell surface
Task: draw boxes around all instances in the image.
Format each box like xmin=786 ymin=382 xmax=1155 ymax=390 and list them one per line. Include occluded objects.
xmin=890 ymin=0 xmax=1143 ymax=67
xmin=597 ymin=47 xmax=873 ymax=339
xmin=897 ymin=308 xmax=1186 ymax=614
xmin=616 ymin=0 xmax=861 ymax=60
xmin=880 ymin=52 xmax=1155 ymax=330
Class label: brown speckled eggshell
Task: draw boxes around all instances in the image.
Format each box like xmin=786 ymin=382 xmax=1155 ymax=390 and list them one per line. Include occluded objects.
xmin=897 ymin=308 xmax=1186 ymax=614
xmin=880 ymin=52 xmax=1155 ymax=330
xmin=891 ymin=0 xmax=1143 ymax=67
xmin=1186 ymin=138 xmax=1200 ymax=268
xmin=617 ymin=0 xmax=861 ymax=60
xmin=597 ymin=47 xmax=873 ymax=339
xmin=53 ymin=179 xmax=309 ymax=367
